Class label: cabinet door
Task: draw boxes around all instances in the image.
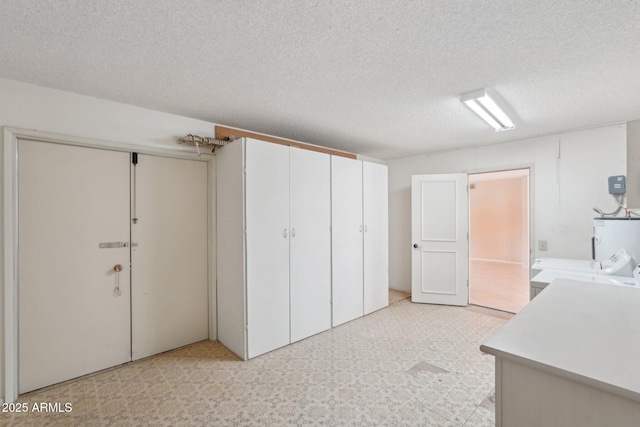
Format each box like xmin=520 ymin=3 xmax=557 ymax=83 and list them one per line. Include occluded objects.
xmin=363 ymin=162 xmax=389 ymax=314
xmin=245 ymin=139 xmax=290 ymax=358
xmin=290 ymin=148 xmax=331 ymax=342
xmin=331 ymin=156 xmax=364 ymax=326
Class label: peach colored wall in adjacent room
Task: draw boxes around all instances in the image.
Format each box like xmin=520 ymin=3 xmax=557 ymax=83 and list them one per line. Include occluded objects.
xmin=469 ymin=176 xmax=528 ymax=264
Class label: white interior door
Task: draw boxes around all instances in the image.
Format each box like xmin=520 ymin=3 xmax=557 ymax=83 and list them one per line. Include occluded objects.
xmin=363 ymin=162 xmax=389 ymax=314
xmin=131 ymin=154 xmax=209 ymax=360
xmin=331 ymin=156 xmax=364 ymax=326
xmin=290 ymin=147 xmax=331 ymax=342
xmin=18 ymin=140 xmax=131 ymax=393
xmin=245 ymin=139 xmax=290 ymax=358
xmin=411 ymin=174 xmax=468 ymax=305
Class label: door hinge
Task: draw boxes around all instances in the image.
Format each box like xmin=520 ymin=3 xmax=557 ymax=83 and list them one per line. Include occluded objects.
xmin=132 ymin=152 xmax=138 ymax=165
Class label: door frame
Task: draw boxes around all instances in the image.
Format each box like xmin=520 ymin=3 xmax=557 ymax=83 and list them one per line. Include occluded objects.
xmin=2 ymin=127 xmax=215 ymax=403
xmin=466 ymin=164 xmax=535 ymax=286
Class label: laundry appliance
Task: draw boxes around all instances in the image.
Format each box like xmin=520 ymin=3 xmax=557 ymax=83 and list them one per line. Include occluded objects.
xmin=592 ymin=217 xmax=640 ymax=262
xmin=531 ymin=248 xmax=635 ymax=277
xmin=530 ymin=264 xmax=640 ymax=299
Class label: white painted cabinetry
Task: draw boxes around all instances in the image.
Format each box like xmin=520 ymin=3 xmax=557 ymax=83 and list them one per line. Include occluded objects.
xmin=482 ymin=280 xmax=640 ymax=427
xmin=363 ymin=161 xmax=389 ymax=315
xmin=289 ymin=148 xmax=332 ymax=343
xmin=216 ymin=138 xmax=331 ymax=359
xmin=245 ymin=140 xmax=291 ymax=359
xmin=217 ymin=138 xmax=388 ymax=359
xmin=331 ymin=156 xmax=389 ymax=327
xmin=331 ymin=156 xmax=365 ymax=326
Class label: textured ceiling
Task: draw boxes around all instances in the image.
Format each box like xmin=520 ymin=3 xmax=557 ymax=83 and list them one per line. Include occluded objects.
xmin=1 ymin=1 xmax=640 ymax=159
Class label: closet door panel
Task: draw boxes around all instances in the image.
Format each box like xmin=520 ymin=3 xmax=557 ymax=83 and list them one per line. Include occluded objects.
xmin=18 ymin=140 xmax=131 ymax=393
xmin=245 ymin=139 xmax=290 ymax=358
xmin=331 ymin=156 xmax=364 ymax=327
xmin=363 ymin=162 xmax=389 ymax=314
xmin=131 ymin=154 xmax=209 ymax=360
xmin=216 ymin=140 xmax=247 ymax=359
xmin=290 ymin=148 xmax=331 ymax=342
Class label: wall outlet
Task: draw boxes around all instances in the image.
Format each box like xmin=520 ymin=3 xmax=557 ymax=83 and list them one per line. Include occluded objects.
xmin=538 ymin=240 xmax=548 ymax=251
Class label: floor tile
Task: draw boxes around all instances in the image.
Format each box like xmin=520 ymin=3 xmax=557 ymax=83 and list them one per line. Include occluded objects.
xmin=6 ymin=294 xmax=510 ymax=426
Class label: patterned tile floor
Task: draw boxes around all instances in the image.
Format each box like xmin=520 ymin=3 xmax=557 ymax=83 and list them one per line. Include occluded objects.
xmin=3 ymin=297 xmax=510 ymax=426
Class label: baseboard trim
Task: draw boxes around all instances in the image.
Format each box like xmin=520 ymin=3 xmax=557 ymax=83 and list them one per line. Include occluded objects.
xmin=470 ymin=257 xmax=525 ymax=266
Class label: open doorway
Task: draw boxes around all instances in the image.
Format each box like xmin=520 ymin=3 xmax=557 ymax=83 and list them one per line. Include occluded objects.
xmin=468 ymin=169 xmax=530 ymax=313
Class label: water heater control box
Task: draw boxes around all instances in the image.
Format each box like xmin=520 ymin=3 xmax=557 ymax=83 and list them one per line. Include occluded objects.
xmin=608 ymin=175 xmax=626 ymax=195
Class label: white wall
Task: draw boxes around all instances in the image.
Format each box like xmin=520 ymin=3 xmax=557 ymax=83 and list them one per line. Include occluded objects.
xmin=469 ymin=176 xmax=527 ymax=264
xmin=627 ymin=119 xmax=640 ymax=207
xmin=0 ymin=77 xmax=217 ymax=401
xmin=0 ymin=78 xmax=214 ymax=149
xmin=388 ymin=125 xmax=627 ymax=292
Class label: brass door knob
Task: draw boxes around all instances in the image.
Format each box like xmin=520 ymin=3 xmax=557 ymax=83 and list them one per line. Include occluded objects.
xmin=113 ymin=264 xmax=123 ymax=272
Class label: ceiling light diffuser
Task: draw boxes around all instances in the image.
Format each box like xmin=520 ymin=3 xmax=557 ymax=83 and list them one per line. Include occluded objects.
xmin=461 ymin=89 xmax=514 ymax=132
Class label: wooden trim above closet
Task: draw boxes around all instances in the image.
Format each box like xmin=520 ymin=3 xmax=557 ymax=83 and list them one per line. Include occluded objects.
xmin=215 ymin=126 xmax=357 ymax=159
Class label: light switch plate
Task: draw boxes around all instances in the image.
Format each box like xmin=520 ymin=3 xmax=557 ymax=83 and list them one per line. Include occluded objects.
xmin=538 ymin=240 xmax=547 ymax=251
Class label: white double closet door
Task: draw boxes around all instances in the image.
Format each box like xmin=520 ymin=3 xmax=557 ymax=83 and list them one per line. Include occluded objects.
xmin=244 ymin=140 xmax=331 ymax=358
xmin=18 ymin=140 xmax=208 ymax=393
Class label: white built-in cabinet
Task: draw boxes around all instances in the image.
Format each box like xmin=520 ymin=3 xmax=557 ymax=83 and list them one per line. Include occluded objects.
xmin=217 ymin=138 xmax=331 ymax=359
xmin=216 ymin=137 xmax=388 ymax=360
xmin=245 ymin=140 xmax=291 ymax=359
xmin=289 ymin=147 xmax=332 ymax=343
xmin=331 ymin=156 xmax=389 ymax=327
xmin=331 ymin=156 xmax=364 ymax=326
xmin=363 ymin=161 xmax=390 ymax=315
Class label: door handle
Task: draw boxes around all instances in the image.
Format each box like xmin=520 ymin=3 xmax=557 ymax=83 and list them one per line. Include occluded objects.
xmin=413 ymin=243 xmax=422 ymax=249
xmin=99 ymin=242 xmax=129 ymax=249
xmin=113 ymin=264 xmax=123 ymax=297
xmin=283 ymin=228 xmax=288 ymax=238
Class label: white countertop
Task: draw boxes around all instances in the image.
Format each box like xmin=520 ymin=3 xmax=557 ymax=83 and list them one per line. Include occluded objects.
xmin=481 ymin=279 xmax=640 ymax=402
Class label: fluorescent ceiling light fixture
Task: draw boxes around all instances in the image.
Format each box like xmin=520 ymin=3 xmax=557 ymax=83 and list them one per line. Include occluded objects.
xmin=461 ymin=89 xmax=515 ymax=132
